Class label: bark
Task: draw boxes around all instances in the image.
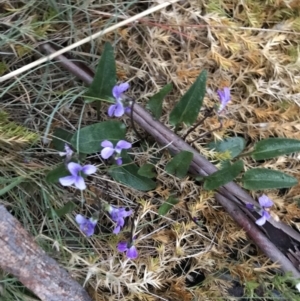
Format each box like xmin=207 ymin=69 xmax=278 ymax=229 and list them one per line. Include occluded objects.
xmin=0 ymin=205 xmax=92 ymax=301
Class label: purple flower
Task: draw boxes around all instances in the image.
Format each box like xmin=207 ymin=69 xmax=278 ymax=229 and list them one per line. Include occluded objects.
xmin=108 ymin=83 xmax=130 ymax=117
xmin=108 ymin=205 xmax=133 ymax=234
xmin=100 ymin=140 xmax=132 ymax=165
xmin=246 ymin=203 xmax=254 ymax=210
xmin=217 ymin=87 xmax=231 ymax=114
xmin=59 ymin=162 xmax=97 ymax=190
xmin=59 ymin=143 xmax=73 ymax=162
xmin=256 ymin=194 xmax=274 ymax=226
xmin=75 ymin=214 xmax=97 ymax=237
xmin=117 ymin=241 xmax=138 ymax=259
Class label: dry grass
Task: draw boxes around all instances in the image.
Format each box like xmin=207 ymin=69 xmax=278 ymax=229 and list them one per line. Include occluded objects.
xmin=1 ymin=0 xmax=300 ymax=300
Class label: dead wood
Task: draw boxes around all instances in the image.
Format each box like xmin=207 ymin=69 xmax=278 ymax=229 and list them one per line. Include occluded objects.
xmin=0 ymin=205 xmax=93 ymax=301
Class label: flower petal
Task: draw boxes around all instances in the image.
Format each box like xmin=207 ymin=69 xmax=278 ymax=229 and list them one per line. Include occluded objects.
xmin=114 ymin=103 xmax=125 ymax=117
xmin=223 ymin=87 xmax=231 ymax=102
xmin=82 ymin=164 xmax=97 ymax=175
xmin=75 ymin=214 xmax=87 ymax=225
xmin=117 ymin=241 xmax=128 ymax=252
xmin=116 ymin=217 xmax=125 ymax=228
xmin=108 ymin=104 xmax=117 ymax=117
xmin=101 ymin=147 xmax=115 ymax=159
xmin=115 ymin=140 xmax=132 ymax=152
xmin=76 ymin=216 xmax=98 ymax=237
xmin=59 ymin=175 xmax=75 ymax=186
xmin=101 ymin=140 xmax=114 ymax=148
xmin=258 ymin=194 xmax=273 ymax=208
xmin=110 ymin=207 xmax=122 ymax=221
xmin=115 ymin=157 xmax=122 ymax=165
xmin=127 ymin=246 xmax=138 ymax=259
xmin=217 ymin=89 xmax=225 ymax=101
xmin=256 ymin=215 xmax=267 ymax=226
xmin=67 ymin=162 xmax=82 ymax=176
xmin=82 ymin=223 xmax=96 ymax=237
xmin=74 ymin=176 xmax=86 ymax=190
xmin=262 ymin=210 xmax=271 ymax=219
xmin=113 ymin=225 xmax=121 ymax=234
xmin=112 ymin=83 xmax=129 ymax=100
xmin=246 ymin=203 xmax=254 ymax=210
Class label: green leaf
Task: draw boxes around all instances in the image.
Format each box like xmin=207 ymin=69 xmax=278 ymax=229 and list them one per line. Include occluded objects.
xmin=46 ymin=164 xmax=69 ymax=183
xmin=242 ymin=168 xmax=298 ymax=190
xmin=109 ymin=156 xmax=156 ymax=191
xmin=251 ymin=138 xmax=300 ymax=160
xmin=0 ymin=177 xmax=26 ymax=196
xmin=52 ymin=128 xmax=73 ymax=151
xmin=203 ymin=160 xmax=244 ymax=190
xmin=70 ymin=121 xmax=126 ymax=154
xmin=169 ymin=70 xmax=207 ymax=126
xmin=138 ymin=163 xmax=157 ymax=178
xmin=158 ymin=196 xmax=180 ymax=216
xmin=85 ymin=42 xmax=116 ymax=103
xmin=47 ymin=201 xmax=77 ymax=219
xmin=208 ymin=137 xmax=246 ymax=159
xmin=146 ymin=84 xmax=172 ymax=119
xmin=165 ymin=151 xmax=193 ymax=178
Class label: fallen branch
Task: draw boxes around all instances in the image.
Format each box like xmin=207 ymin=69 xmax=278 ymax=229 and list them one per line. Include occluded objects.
xmin=0 ymin=205 xmax=93 ymax=301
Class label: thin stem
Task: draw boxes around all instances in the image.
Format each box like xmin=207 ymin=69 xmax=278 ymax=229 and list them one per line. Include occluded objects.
xmin=190 ymin=118 xmax=223 ymax=143
xmin=129 ymin=204 xmax=141 ymax=244
xmin=182 ymin=108 xmax=214 ymax=140
xmin=96 ymin=101 xmax=100 ymax=121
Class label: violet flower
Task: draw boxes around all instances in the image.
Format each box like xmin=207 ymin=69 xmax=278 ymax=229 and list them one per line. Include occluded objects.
xmin=256 ymin=194 xmax=274 ymax=226
xmin=100 ymin=140 xmax=132 ymax=165
xmin=117 ymin=241 xmax=138 ymax=259
xmin=217 ymin=87 xmax=231 ymax=114
xmin=108 ymin=205 xmax=133 ymax=234
xmin=59 ymin=143 xmax=73 ymax=162
xmin=108 ymin=83 xmax=130 ymax=117
xmin=246 ymin=194 xmax=274 ymax=226
xmin=75 ymin=214 xmax=97 ymax=237
xmin=59 ymin=162 xmax=97 ymax=190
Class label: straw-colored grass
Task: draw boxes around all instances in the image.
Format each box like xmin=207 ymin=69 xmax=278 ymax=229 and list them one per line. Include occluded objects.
xmin=1 ymin=0 xmax=300 ymax=300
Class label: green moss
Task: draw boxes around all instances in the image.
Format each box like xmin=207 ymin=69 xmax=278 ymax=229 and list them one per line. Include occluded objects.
xmin=0 ymin=111 xmax=39 ymax=146
xmin=206 ymin=0 xmax=227 ymax=17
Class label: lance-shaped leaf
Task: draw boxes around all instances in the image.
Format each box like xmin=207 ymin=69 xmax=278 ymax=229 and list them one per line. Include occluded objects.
xmin=208 ymin=137 xmax=246 ymax=159
xmin=52 ymin=128 xmax=73 ymax=151
xmin=147 ymin=83 xmax=173 ymax=119
xmin=46 ymin=164 xmax=69 ymax=183
xmin=203 ymin=160 xmax=244 ymax=190
xmin=85 ymin=42 xmax=116 ymax=103
xmin=138 ymin=163 xmax=157 ymax=178
xmin=169 ymin=70 xmax=207 ymax=127
xmin=70 ymin=121 xmax=126 ymax=154
xmin=158 ymin=196 xmax=180 ymax=216
xmin=166 ymin=151 xmax=193 ymax=178
xmin=109 ymin=155 xmax=156 ymax=191
xmin=251 ymin=138 xmax=300 ymax=160
xmin=242 ymin=168 xmax=298 ymax=190
xmin=47 ymin=201 xmax=76 ymax=219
